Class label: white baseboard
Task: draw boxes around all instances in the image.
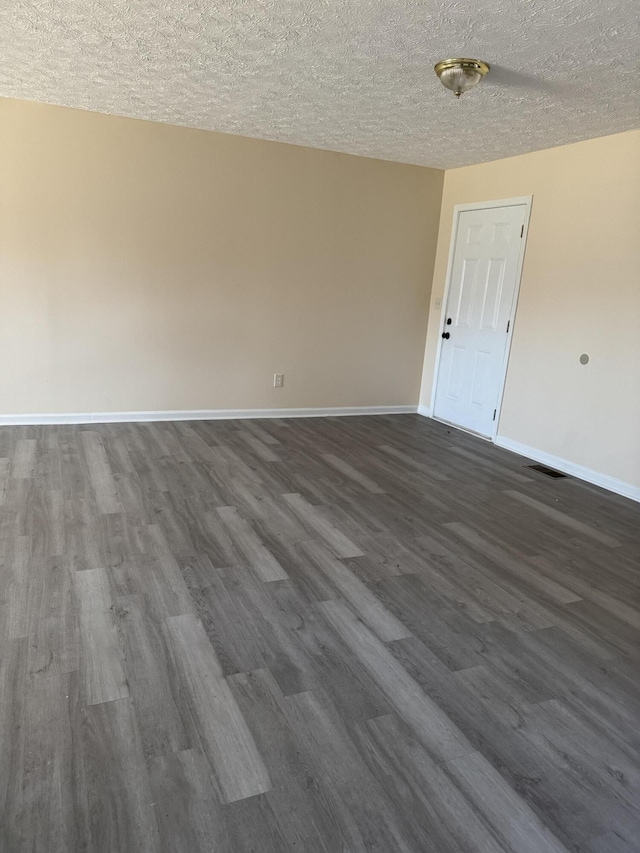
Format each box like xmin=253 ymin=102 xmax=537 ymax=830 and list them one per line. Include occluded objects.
xmin=495 ymin=435 xmax=640 ymax=503
xmin=0 ymin=405 xmax=417 ymax=427
xmin=417 ymin=405 xmax=431 ymax=417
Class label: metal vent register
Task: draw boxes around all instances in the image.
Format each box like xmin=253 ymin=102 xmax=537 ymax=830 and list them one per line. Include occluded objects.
xmin=527 ymin=464 xmax=568 ymax=479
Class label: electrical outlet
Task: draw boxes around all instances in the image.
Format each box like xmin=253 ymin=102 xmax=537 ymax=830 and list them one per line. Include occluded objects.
xmin=273 ymin=373 xmax=284 ymax=388
xmin=435 ymin=297 xmax=443 ymax=309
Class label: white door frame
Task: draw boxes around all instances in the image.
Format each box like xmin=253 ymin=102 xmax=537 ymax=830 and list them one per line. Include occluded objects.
xmin=429 ymin=195 xmax=533 ymax=440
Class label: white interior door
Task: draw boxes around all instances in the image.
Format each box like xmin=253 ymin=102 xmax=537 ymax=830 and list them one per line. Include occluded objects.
xmin=433 ymin=202 xmax=528 ymax=438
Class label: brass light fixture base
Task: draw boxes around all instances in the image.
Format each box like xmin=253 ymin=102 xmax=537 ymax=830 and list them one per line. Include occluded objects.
xmin=434 ymin=58 xmax=490 ymax=97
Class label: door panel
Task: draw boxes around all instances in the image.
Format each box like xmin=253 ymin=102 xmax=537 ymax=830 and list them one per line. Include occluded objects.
xmin=433 ymin=204 xmax=527 ymax=437
xmin=470 ymin=350 xmax=491 ymax=407
xmin=456 ymin=258 xmax=478 ymax=327
xmin=481 ymin=258 xmax=506 ymax=331
xmin=447 ymin=346 xmax=466 ymax=400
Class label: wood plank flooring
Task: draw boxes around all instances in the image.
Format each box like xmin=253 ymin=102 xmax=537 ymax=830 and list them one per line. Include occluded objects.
xmin=0 ymin=414 xmax=639 ymax=852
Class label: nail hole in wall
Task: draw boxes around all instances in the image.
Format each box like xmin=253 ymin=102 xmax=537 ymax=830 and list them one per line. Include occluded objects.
xmin=579 ymin=353 xmax=589 ymax=365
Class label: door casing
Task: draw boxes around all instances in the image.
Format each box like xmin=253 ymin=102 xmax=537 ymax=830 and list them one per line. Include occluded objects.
xmin=429 ymin=196 xmax=533 ymax=440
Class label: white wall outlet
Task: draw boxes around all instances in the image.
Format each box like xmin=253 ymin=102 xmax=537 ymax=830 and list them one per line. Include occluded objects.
xmin=273 ymin=373 xmax=284 ymax=388
xmin=434 ymin=297 xmax=443 ymax=309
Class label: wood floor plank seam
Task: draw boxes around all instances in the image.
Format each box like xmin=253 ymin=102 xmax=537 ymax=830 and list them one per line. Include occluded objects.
xmin=165 ymin=613 xmax=273 ymax=804
xmin=74 ymin=567 xmax=130 ymax=706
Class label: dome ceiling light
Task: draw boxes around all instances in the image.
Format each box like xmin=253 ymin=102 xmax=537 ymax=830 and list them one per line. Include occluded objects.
xmin=434 ymin=58 xmax=490 ymax=98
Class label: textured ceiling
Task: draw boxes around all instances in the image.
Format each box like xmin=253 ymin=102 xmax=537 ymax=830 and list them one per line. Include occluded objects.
xmin=1 ymin=0 xmax=639 ymax=168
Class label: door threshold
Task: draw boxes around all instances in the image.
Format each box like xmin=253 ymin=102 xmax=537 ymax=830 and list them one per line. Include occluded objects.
xmin=431 ymin=416 xmax=492 ymax=441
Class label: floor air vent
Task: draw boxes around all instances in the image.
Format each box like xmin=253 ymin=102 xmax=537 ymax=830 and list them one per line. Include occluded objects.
xmin=527 ymin=464 xmax=568 ymax=479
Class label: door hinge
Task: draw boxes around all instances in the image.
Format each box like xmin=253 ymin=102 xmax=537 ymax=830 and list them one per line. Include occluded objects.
xmin=493 ymin=409 xmax=497 ymax=421
xmin=506 ymin=320 xmax=510 ymax=333
xmin=520 ymin=224 xmax=524 ymax=238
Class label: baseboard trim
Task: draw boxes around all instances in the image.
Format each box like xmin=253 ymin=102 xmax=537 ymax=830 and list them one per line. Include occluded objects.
xmin=417 ymin=405 xmax=431 ymax=417
xmin=495 ymin=435 xmax=640 ymax=503
xmin=0 ymin=405 xmax=418 ymax=427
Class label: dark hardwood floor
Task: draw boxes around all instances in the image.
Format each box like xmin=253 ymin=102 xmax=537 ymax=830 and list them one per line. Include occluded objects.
xmin=0 ymin=414 xmax=638 ymax=852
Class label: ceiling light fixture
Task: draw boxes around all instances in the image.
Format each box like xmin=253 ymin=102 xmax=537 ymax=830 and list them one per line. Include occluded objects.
xmin=434 ymin=58 xmax=490 ymax=98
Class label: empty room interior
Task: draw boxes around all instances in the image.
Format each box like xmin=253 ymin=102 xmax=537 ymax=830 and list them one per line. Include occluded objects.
xmin=1 ymin=1 xmax=639 ymax=851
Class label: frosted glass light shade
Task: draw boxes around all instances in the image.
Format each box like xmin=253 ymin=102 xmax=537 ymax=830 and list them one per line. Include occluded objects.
xmin=435 ymin=59 xmax=490 ymax=97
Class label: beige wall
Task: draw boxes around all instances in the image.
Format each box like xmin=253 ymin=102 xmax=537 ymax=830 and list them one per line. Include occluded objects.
xmin=3 ymin=97 xmax=638 ymax=490
xmin=420 ymin=130 xmax=640 ymax=489
xmin=0 ymin=97 xmax=443 ymax=415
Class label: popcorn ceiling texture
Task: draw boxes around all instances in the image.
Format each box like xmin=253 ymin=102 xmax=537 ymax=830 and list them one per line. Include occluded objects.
xmin=1 ymin=0 xmax=638 ymax=168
